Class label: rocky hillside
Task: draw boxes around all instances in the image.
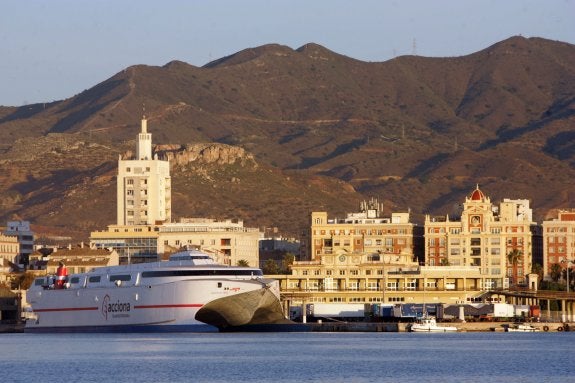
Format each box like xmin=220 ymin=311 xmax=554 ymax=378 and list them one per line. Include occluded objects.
xmin=0 ymin=36 xmax=574 ymax=240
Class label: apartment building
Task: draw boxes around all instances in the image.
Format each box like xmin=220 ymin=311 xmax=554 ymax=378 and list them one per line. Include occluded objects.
xmin=424 ymin=186 xmax=534 ymax=289
xmin=309 ymin=198 xmax=414 ymax=261
xmin=117 ymin=116 xmax=171 ymax=226
xmin=542 ymin=209 xmax=575 ymax=282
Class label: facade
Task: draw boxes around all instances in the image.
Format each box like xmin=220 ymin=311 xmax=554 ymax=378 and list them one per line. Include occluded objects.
xmin=309 ymin=198 xmax=414 ymax=262
xmin=0 ymin=233 xmax=19 ymax=266
xmin=28 ymin=246 xmax=119 ymax=274
xmin=3 ymin=220 xmax=34 ymax=267
xmin=275 ymin=252 xmax=485 ymax=307
xmin=90 ymin=218 xmax=261 ymax=266
xmin=117 ymin=116 xmax=171 ymax=226
xmin=424 ymin=186 xmax=534 ymax=289
xmin=542 ymin=210 xmax=575 ymax=281
xmin=273 ymin=201 xmax=491 ymax=307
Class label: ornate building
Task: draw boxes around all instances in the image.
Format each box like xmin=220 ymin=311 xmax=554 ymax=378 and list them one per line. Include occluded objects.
xmin=424 ymin=186 xmax=534 ymax=289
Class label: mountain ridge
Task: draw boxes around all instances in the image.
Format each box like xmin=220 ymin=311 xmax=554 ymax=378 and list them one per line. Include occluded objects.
xmin=0 ymin=36 xmax=574 ymax=240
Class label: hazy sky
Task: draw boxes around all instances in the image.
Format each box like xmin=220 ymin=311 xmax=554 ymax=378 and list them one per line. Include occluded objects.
xmin=1 ymin=0 xmax=574 ymax=106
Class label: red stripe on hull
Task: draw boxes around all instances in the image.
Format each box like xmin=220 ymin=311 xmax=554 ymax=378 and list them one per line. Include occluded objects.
xmin=34 ymin=307 xmax=98 ymax=312
xmin=134 ymin=304 xmax=203 ymax=309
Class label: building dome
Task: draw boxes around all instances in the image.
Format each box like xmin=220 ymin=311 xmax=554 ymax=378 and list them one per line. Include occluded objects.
xmin=470 ymin=185 xmax=485 ymax=201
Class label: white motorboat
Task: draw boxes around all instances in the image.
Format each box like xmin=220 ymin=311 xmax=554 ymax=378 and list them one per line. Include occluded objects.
xmin=506 ymin=323 xmax=539 ymax=332
xmin=25 ymin=249 xmax=287 ymax=332
xmin=410 ymin=316 xmax=458 ymax=332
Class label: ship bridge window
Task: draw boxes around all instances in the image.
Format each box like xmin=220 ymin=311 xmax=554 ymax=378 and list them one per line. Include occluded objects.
xmin=88 ymin=276 xmax=101 ymax=283
xmin=141 ymin=270 xmax=263 ymax=278
xmin=110 ymin=274 xmax=132 ymax=282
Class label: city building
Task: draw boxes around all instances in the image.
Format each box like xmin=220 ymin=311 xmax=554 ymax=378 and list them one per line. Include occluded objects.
xmin=309 ymin=198 xmax=414 ymax=261
xmin=272 ymin=201 xmax=489 ymax=307
xmin=0 ymin=233 xmax=19 ymax=266
xmin=90 ymin=218 xmax=260 ymax=266
xmin=541 ymin=209 xmax=575 ymax=282
xmin=117 ymin=116 xmax=171 ymax=226
xmin=3 ymin=220 xmax=34 ymax=267
xmin=274 ymin=249 xmax=485 ymax=307
xmin=28 ymin=245 xmax=119 ymax=274
xmin=424 ymin=186 xmax=535 ymax=289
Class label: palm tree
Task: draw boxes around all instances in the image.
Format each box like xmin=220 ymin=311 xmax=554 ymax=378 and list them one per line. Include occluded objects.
xmin=531 ymin=263 xmax=544 ymax=283
xmin=236 ymin=259 xmax=250 ymax=267
xmin=507 ymin=249 xmax=523 ymax=287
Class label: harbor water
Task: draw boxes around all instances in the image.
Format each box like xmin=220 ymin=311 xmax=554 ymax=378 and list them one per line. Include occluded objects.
xmin=2 ymin=331 xmax=574 ymax=382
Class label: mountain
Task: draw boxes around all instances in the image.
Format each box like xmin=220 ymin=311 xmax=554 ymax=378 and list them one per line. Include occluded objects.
xmin=0 ymin=36 xmax=574 ymax=240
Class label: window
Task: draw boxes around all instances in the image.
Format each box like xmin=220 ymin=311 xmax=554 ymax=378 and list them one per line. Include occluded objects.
xmin=367 ymin=282 xmax=378 ymax=291
xmin=350 ymin=270 xmax=359 ymax=276
xmin=110 ymin=274 xmax=131 ymax=282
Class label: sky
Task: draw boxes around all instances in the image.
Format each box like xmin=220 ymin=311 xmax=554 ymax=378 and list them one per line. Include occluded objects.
xmin=1 ymin=0 xmax=574 ymax=106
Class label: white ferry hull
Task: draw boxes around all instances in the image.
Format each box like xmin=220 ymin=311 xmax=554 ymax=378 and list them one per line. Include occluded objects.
xmin=26 ymin=264 xmax=284 ymax=333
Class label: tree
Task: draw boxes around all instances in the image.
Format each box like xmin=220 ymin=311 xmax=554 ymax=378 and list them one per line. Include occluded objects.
xmin=262 ymin=259 xmax=279 ymax=275
xmin=531 ymin=263 xmax=544 ymax=283
xmin=507 ymin=249 xmax=523 ymax=286
xmin=281 ymin=252 xmax=295 ymax=274
xmin=550 ymin=263 xmax=562 ymax=283
xmin=236 ymin=259 xmax=250 ymax=267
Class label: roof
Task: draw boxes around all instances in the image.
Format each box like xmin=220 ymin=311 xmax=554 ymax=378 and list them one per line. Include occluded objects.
xmin=470 ymin=185 xmax=485 ymax=201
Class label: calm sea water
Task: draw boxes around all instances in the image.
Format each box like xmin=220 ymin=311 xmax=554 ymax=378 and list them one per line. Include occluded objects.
xmin=1 ymin=331 xmax=574 ymax=383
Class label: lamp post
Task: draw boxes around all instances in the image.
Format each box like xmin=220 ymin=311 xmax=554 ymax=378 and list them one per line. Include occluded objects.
xmin=561 ymin=259 xmax=573 ymax=323
xmin=562 ymin=259 xmax=573 ymax=293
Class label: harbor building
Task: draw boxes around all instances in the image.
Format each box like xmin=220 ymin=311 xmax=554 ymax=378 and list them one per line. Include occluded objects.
xmin=3 ymin=220 xmax=34 ymax=268
xmin=117 ymin=116 xmax=171 ymax=226
xmin=274 ymin=201 xmax=485 ymax=308
xmin=274 ymin=246 xmax=485 ymax=308
xmin=542 ymin=209 xmax=575 ymax=282
xmin=424 ymin=186 xmax=535 ymax=289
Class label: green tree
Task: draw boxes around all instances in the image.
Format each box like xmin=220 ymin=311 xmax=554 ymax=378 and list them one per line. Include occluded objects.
xmin=12 ymin=272 xmax=36 ymax=290
xmin=262 ymin=259 xmax=279 ymax=275
xmin=550 ymin=263 xmax=562 ymax=282
xmin=531 ymin=263 xmax=544 ymax=283
xmin=281 ymin=252 xmax=295 ymax=274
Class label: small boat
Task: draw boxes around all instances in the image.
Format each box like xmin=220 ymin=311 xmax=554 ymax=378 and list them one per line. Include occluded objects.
xmin=410 ymin=316 xmax=458 ymax=332
xmin=506 ymin=323 xmax=539 ymax=332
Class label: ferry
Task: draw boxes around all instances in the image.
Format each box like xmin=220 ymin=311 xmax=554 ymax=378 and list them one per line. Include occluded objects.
xmin=25 ymin=249 xmax=287 ymax=332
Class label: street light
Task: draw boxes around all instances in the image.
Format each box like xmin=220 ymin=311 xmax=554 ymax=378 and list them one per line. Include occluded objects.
xmin=562 ymin=259 xmax=573 ymax=293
